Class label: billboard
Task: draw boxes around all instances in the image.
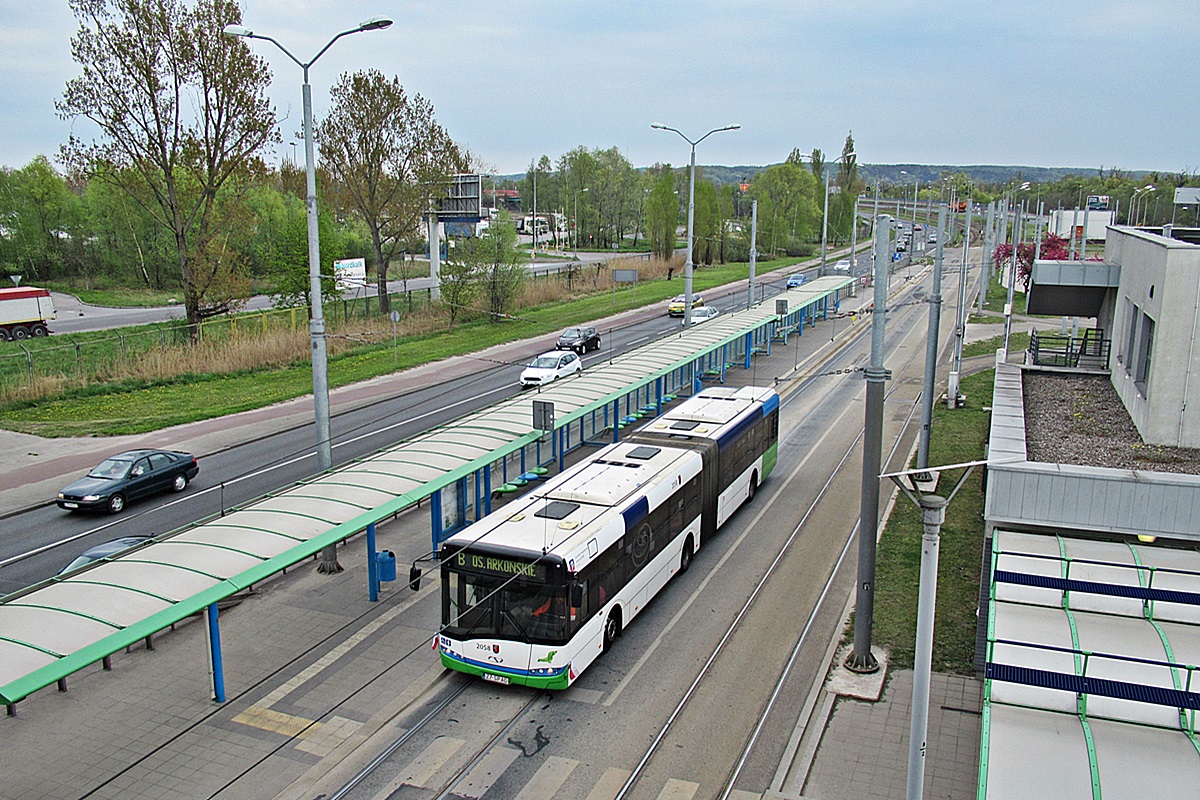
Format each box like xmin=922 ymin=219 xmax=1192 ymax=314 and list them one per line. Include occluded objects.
xmin=1175 ymin=187 xmax=1200 ymax=205
xmin=436 ymin=174 xmax=483 ymax=222
xmin=1085 ymin=195 xmax=1110 ymax=210
xmin=333 ymin=258 xmax=367 ymax=291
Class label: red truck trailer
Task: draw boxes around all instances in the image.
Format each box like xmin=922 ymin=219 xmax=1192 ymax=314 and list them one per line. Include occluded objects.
xmin=0 ymin=286 xmax=56 ymax=340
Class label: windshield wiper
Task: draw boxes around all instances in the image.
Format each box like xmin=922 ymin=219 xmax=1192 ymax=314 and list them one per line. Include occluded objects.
xmin=501 ymin=608 xmax=529 ymax=639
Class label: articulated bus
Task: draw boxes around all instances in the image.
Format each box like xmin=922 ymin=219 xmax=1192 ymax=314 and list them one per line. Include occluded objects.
xmin=434 ymin=386 xmax=779 ymax=689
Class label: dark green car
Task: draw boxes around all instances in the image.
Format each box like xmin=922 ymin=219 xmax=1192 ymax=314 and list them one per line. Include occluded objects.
xmin=57 ymin=449 xmax=200 ymax=514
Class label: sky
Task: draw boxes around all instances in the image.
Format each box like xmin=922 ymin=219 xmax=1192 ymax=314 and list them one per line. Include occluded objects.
xmin=1 ymin=1 xmax=1197 ymax=177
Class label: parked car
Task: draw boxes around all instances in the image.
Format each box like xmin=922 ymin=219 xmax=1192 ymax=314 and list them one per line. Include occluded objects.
xmin=520 ymin=350 xmax=582 ymax=389
xmin=667 ymin=294 xmax=704 ymax=317
xmin=786 ymin=273 xmax=808 ymax=288
xmin=59 ymin=536 xmax=151 ymax=574
xmin=57 ymin=449 xmax=199 ymax=514
xmin=555 ymin=326 xmax=600 ymax=354
xmin=832 ymin=259 xmax=852 ymax=273
xmin=688 ymin=306 xmax=722 ymax=324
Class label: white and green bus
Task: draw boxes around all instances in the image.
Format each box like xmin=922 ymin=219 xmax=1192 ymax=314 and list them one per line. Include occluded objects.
xmin=435 ymin=386 xmax=779 ymax=689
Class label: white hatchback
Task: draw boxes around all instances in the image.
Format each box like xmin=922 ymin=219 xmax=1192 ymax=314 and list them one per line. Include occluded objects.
xmin=520 ymin=350 xmax=582 ymax=388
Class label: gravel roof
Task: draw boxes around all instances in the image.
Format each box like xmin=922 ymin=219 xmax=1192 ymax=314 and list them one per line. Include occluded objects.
xmin=1022 ymin=372 xmax=1200 ymax=474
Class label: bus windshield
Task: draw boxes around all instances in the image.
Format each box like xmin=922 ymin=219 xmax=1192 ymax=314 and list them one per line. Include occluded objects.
xmin=444 ymin=570 xmax=572 ymax=643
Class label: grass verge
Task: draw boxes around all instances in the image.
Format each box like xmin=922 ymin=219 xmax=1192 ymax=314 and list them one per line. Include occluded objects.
xmin=0 ymin=256 xmax=806 ymax=436
xmin=870 ymin=368 xmax=995 ymax=674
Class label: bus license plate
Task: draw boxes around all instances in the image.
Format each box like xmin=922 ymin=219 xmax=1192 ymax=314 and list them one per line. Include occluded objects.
xmin=481 ymin=673 xmax=510 ymax=685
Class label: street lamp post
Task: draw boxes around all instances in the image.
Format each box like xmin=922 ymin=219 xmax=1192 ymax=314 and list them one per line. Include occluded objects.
xmin=651 ymin=122 xmax=740 ymax=326
xmin=574 ymin=187 xmax=588 ymax=258
xmin=226 ymin=16 xmax=392 ymax=572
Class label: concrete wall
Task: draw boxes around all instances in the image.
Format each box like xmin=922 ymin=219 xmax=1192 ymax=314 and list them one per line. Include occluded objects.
xmin=1105 ymin=228 xmax=1200 ymax=448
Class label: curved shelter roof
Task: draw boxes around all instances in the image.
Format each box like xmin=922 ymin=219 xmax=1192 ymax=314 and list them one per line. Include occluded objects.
xmin=0 ymin=277 xmax=851 ymax=705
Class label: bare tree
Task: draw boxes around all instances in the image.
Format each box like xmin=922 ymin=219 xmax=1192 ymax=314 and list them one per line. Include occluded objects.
xmin=58 ymin=0 xmax=277 ymax=336
xmin=319 ymin=69 xmax=467 ymax=314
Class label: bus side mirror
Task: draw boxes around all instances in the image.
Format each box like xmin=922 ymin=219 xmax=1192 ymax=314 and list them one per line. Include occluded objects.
xmin=409 ymin=566 xmax=422 ymax=592
xmin=571 ymin=584 xmax=584 ymax=607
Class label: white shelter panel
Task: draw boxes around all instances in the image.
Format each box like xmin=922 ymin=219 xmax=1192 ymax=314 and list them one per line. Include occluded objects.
xmin=172 ymin=526 xmax=303 ymax=559
xmin=17 ymin=582 xmax=172 ymax=627
xmin=1060 ymin=538 xmax=1146 ymax=617
xmin=985 ymin=704 xmax=1092 ymax=800
xmin=80 ymin=560 xmax=222 ymax=600
xmin=288 ymin=482 xmax=396 ymax=509
xmin=1090 ymin=717 xmax=1200 ymax=797
xmin=1131 ymin=545 xmax=1200 ymax=624
xmin=0 ymin=641 xmax=56 ymax=685
xmin=990 ymin=602 xmax=1077 ymax=712
xmin=331 ymin=469 xmax=428 ymax=496
xmin=1073 ymin=611 xmax=1183 ymax=727
xmin=223 ymin=509 xmax=344 ymax=539
xmin=135 ymin=543 xmax=264 ymax=579
xmin=0 ymin=606 xmax=119 ymax=657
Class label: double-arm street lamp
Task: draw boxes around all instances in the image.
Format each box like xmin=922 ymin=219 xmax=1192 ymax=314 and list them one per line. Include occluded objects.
xmin=225 ymin=17 xmax=393 ymax=480
xmin=651 ymin=122 xmax=740 ymax=326
xmin=1131 ymin=184 xmax=1156 ymax=226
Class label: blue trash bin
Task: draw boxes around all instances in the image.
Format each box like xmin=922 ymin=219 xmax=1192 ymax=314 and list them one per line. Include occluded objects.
xmin=376 ymin=550 xmax=397 ymax=582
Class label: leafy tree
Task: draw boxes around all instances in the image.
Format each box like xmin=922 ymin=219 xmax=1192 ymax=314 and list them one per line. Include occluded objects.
xmin=319 ymin=69 xmax=467 ymax=315
xmin=809 ymin=148 xmax=826 ymax=185
xmin=438 ymin=246 xmax=479 ymax=331
xmin=645 ymin=166 xmax=679 ymax=261
xmin=747 ymin=162 xmax=820 ymax=256
xmin=59 ymin=0 xmax=277 ymax=336
xmin=0 ymin=157 xmax=85 ymax=282
xmin=457 ymin=211 xmax=523 ymax=322
xmin=692 ymin=179 xmax=721 ymax=266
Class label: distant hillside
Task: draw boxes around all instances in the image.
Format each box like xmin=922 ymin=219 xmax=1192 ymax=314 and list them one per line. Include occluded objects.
xmin=501 ymin=163 xmax=1132 ymax=189
xmin=699 ymin=164 xmax=1114 ymax=188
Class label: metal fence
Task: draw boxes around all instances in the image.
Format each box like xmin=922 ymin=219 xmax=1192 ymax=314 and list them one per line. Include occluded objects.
xmin=0 ymin=289 xmax=434 ymax=392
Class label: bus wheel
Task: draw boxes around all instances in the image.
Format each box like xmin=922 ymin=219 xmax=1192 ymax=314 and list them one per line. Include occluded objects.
xmin=748 ymin=471 xmax=758 ymax=502
xmin=680 ymin=536 xmax=694 ymax=574
xmin=603 ymin=609 xmax=622 ymax=652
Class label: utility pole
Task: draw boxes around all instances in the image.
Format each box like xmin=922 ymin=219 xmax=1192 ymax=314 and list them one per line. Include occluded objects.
xmin=947 ymin=200 xmax=973 ymax=408
xmin=846 ymin=216 xmax=890 ymax=674
xmin=746 ymin=201 xmax=759 ymax=309
xmin=918 ymin=204 xmax=947 ymax=469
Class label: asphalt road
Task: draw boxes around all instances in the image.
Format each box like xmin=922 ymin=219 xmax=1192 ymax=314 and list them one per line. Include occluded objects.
xmin=0 ymin=268 xmax=809 ymax=595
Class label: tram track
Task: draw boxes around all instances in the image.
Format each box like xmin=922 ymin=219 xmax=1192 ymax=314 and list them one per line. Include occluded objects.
xmin=610 ymin=267 xmax=944 ymax=799
xmin=195 ymin=264 xmax=960 ymax=800
xmin=310 ymin=265 xmax=962 ymax=800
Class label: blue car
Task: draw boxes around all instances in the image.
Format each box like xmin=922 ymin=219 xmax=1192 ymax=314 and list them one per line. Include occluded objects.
xmin=786 ymin=273 xmax=808 ymax=288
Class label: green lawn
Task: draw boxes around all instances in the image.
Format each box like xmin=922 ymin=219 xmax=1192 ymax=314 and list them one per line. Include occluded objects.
xmin=869 ymin=368 xmax=995 ymax=673
xmin=0 ymin=256 xmax=808 ymax=436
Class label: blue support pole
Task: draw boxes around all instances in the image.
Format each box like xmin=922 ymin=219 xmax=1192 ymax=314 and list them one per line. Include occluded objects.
xmin=613 ymin=398 xmax=620 ymax=442
xmin=721 ymin=344 xmax=728 ymax=382
xmin=655 ymin=376 xmax=663 ymax=415
xmin=558 ymin=427 xmax=566 ymax=472
xmin=431 ymin=490 xmax=443 ymax=553
xmin=744 ymin=332 xmax=752 ymax=369
xmin=483 ymin=465 xmax=492 ymax=516
xmin=206 ymin=603 xmax=226 ymax=703
xmin=367 ymin=522 xmax=379 ymax=602
xmin=457 ymin=476 xmax=467 ymax=525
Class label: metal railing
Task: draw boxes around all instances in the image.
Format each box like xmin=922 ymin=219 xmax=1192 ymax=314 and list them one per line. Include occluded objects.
xmin=1028 ymin=328 xmax=1111 ymax=370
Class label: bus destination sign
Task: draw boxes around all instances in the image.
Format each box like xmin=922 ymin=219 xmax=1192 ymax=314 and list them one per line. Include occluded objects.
xmin=455 ymin=551 xmax=548 ymax=581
